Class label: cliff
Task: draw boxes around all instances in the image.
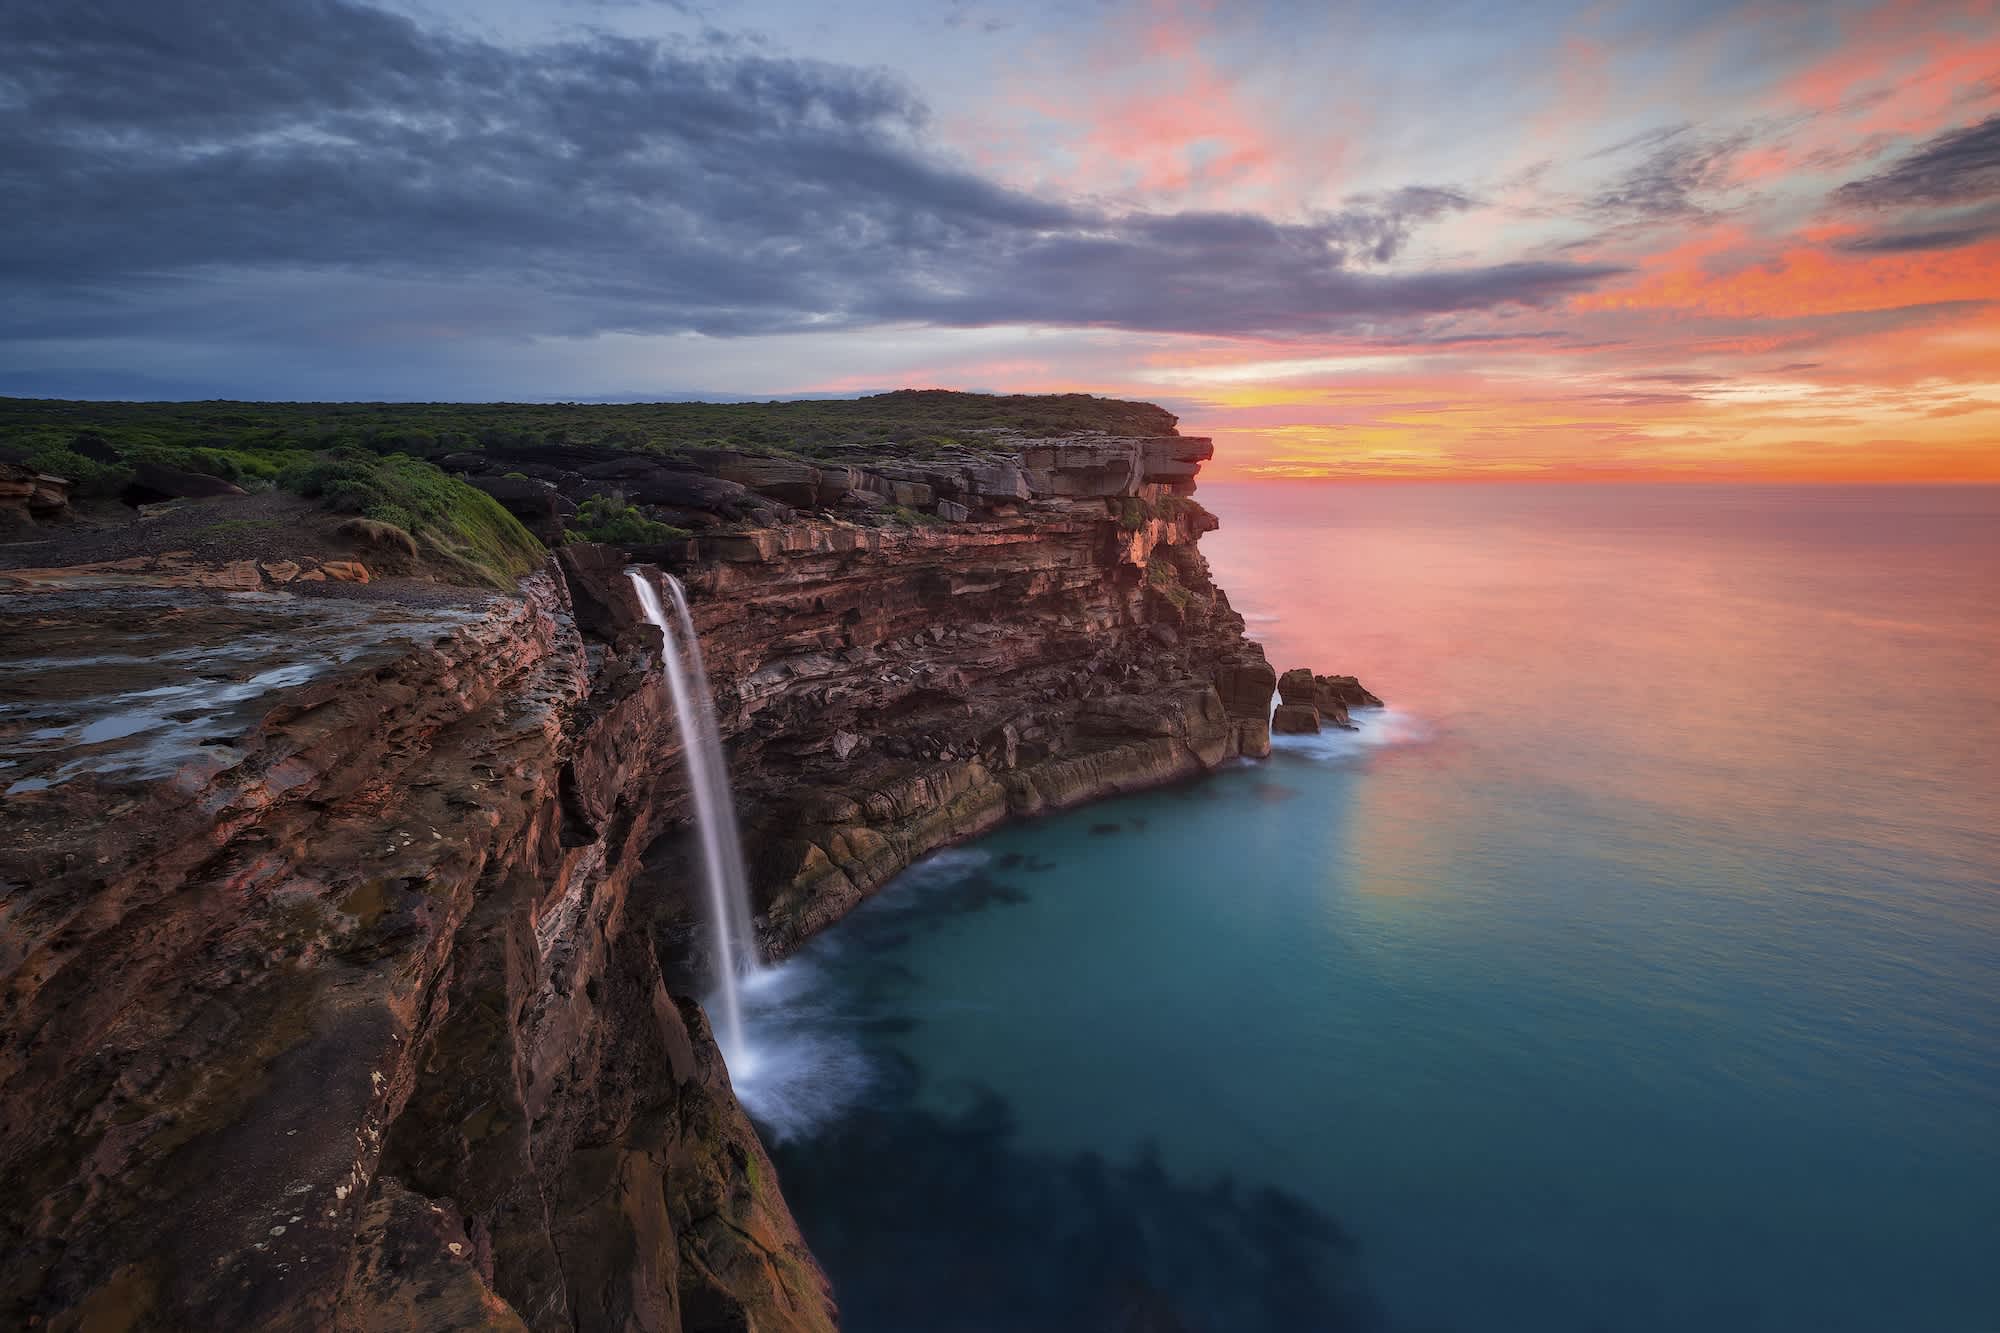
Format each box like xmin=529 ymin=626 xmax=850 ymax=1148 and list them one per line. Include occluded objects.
xmin=0 ymin=415 xmax=1285 ymax=1330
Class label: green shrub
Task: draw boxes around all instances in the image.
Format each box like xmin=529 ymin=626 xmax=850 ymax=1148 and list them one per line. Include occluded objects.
xmin=13 ymin=438 xmax=130 ymax=495
xmin=1147 ymin=556 xmax=1192 ymax=610
xmin=882 ymin=504 xmax=942 ymax=528
xmin=564 ymin=494 xmax=690 ymax=547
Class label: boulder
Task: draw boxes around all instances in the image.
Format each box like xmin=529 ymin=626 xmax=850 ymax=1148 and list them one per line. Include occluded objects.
xmin=817 ymin=466 xmax=859 ymax=503
xmin=1317 ymin=674 xmax=1384 ymax=709
xmin=0 ymin=463 xmax=71 ymax=525
xmin=68 ymin=432 xmax=120 ymax=464
xmin=622 ymin=469 xmax=757 ymax=514
xmin=1314 ymin=692 xmax=1354 ymax=729
xmin=715 ymin=456 xmax=823 ymax=508
xmin=1277 ymin=667 xmax=1318 ymax=706
xmin=122 ymin=460 xmax=245 ymax=505
xmin=964 ymin=462 xmax=1031 ymax=502
xmin=469 ymin=475 xmax=573 ymax=541
xmin=935 ymin=499 xmax=970 ymax=522
xmin=1271 ymin=703 xmax=1321 ymax=734
xmin=555 ymin=543 xmax=645 ymax=640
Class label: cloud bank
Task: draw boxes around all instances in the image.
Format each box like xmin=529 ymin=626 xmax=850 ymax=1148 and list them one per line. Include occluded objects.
xmin=0 ymin=0 xmax=1616 ymax=361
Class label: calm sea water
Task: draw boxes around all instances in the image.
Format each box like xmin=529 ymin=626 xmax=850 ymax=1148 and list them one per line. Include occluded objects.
xmin=737 ymin=484 xmax=2000 ymax=1333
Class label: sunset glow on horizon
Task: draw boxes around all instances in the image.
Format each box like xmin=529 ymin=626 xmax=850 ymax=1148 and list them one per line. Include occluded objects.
xmin=798 ymin=0 xmax=2000 ymax=482
xmin=6 ymin=0 xmax=1998 ymax=480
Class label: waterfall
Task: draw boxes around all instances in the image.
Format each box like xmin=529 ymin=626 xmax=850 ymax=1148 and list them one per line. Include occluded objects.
xmin=626 ymin=569 xmax=758 ymax=1066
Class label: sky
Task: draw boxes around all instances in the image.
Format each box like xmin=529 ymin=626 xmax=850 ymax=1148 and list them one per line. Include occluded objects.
xmin=3 ymin=0 xmax=1997 ymax=479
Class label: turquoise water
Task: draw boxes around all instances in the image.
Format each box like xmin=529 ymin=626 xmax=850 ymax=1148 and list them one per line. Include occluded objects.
xmin=738 ymin=484 xmax=2000 ymax=1332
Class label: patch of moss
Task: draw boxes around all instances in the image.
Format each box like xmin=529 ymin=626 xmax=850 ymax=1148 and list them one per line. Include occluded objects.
xmin=1147 ymin=557 xmax=1192 ymax=610
xmin=882 ymin=504 xmax=943 ymax=528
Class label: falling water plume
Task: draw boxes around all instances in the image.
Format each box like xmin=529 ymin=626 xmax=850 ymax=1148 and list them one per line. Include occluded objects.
xmin=627 ymin=568 xmax=758 ymax=1065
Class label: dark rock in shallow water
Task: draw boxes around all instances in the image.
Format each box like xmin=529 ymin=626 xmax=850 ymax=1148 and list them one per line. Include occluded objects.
xmin=1277 ymin=667 xmax=1318 ymax=706
xmin=1318 ymin=673 xmax=1384 ymax=709
xmin=767 ymin=1051 xmax=1389 ymax=1333
xmin=1279 ymin=668 xmax=1383 ymax=726
xmin=1090 ymin=822 xmax=1123 ymax=835
xmin=1272 ymin=703 xmax=1322 ymax=734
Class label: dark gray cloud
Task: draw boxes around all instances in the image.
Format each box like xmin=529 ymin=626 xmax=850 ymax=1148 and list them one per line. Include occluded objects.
xmin=0 ymin=0 xmax=1616 ymax=359
xmin=1588 ymin=126 xmax=1752 ymax=221
xmin=1830 ymin=114 xmax=2000 ymax=253
xmin=1835 ymin=218 xmax=2000 ymax=253
xmin=1836 ymin=114 xmax=2000 ymax=208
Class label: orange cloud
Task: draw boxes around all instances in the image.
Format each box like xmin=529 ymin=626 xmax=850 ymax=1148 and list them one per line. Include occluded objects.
xmin=1577 ymin=233 xmax=2000 ymax=319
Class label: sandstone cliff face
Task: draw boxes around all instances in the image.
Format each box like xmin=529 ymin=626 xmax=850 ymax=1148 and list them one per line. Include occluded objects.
xmin=618 ymin=434 xmax=1278 ymax=957
xmin=0 ymin=573 xmax=832 ymax=1331
xmin=0 ymin=426 xmax=1279 ymax=1329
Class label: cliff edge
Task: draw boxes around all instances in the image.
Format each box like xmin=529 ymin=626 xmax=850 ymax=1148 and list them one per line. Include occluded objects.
xmin=0 ymin=401 xmax=1310 ymax=1330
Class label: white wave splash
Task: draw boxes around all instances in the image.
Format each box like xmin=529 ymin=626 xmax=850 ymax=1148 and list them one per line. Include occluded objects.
xmin=1270 ymin=705 xmax=1431 ymax=761
xmin=729 ymin=955 xmax=872 ymax=1142
xmin=731 ymin=846 xmax=993 ymax=1140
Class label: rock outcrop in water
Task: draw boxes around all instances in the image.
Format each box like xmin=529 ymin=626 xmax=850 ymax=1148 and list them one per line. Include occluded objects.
xmin=1274 ymin=667 xmax=1384 ymax=734
xmin=0 ymin=408 xmax=1376 ymax=1329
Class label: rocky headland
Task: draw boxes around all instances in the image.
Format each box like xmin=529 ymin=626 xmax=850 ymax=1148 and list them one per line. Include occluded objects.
xmin=0 ymin=394 xmax=1374 ymax=1330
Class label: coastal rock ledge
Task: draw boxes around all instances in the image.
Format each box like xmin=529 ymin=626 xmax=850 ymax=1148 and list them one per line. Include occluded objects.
xmin=0 ymin=422 xmax=1374 ymax=1330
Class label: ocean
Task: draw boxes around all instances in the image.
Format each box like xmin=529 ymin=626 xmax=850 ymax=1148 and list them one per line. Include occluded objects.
xmin=736 ymin=483 xmax=2000 ymax=1332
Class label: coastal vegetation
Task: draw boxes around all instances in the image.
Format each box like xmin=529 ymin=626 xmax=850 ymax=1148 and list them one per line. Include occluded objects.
xmin=0 ymin=390 xmax=1176 ymax=476
xmin=0 ymin=390 xmax=1182 ymax=583
xmin=566 ymin=493 xmax=690 ymax=546
xmin=275 ymin=450 xmax=542 ymax=586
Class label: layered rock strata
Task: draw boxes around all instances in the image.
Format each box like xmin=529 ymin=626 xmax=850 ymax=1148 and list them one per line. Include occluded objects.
xmin=0 ymin=421 xmax=1375 ymax=1329
xmin=584 ymin=434 xmax=1282 ymax=956
xmin=0 ymin=571 xmax=833 ymax=1331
